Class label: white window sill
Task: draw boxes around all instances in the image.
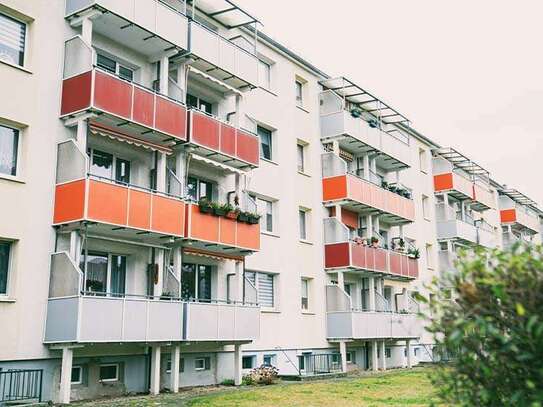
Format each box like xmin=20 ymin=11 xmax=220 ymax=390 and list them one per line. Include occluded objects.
xmin=0 ymin=174 xmax=25 ymax=184
xmin=301 ymin=310 xmax=315 ymax=315
xmin=0 ymin=59 xmax=32 ymax=74
xmin=299 ymin=239 xmax=313 ymax=245
xmin=261 ymin=231 xmax=280 ymax=239
xmin=261 ymin=308 xmax=280 ymax=314
xmin=297 ymin=171 xmax=311 ymax=178
xmin=260 ymin=157 xmax=279 ymax=166
xmin=296 ymin=105 xmax=310 ymax=114
xmin=424 ymin=217 xmax=432 ymax=222
xmin=0 ymin=297 xmax=16 ymax=303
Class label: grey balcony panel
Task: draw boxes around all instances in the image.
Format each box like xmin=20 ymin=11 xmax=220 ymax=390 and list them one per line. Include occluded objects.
xmin=326 ymin=312 xmax=353 ymax=339
xmin=44 ymin=297 xmax=79 ymax=343
xmin=147 ymin=300 xmax=184 ymax=341
xmin=79 ymin=297 xmax=124 ymax=342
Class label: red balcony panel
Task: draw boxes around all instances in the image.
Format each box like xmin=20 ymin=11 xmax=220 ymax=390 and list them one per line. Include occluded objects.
xmin=434 ymin=173 xmax=454 ymax=192
xmin=220 ymin=123 xmax=237 ymax=157
xmin=87 ymin=180 xmax=129 ymax=226
xmin=127 ymin=189 xmax=152 ymax=230
xmin=192 ymin=112 xmax=220 ymax=150
xmin=323 ymin=176 xmax=349 ymax=201
xmin=236 ymin=130 xmax=259 ymax=166
xmin=151 ymin=195 xmax=185 ymax=236
xmin=237 ymin=222 xmax=260 ymax=251
xmin=187 ymin=205 xmax=220 ymax=242
xmin=351 ymin=244 xmax=367 ymax=269
xmin=324 ymin=242 xmax=350 ymax=268
xmin=365 ymin=247 xmax=376 ymax=270
xmin=53 ymin=180 xmax=86 ymax=224
xmin=401 ymin=255 xmax=409 ymax=278
xmin=389 ymin=252 xmax=401 ymax=275
xmin=408 ymin=258 xmax=419 ymax=278
xmin=500 ymin=209 xmax=516 ymax=223
xmin=155 ymin=96 xmax=187 ymax=140
xmin=219 ymin=217 xmax=237 ymax=246
xmin=61 ymin=71 xmax=92 ymax=116
xmin=94 ymin=70 xmax=133 ymax=119
xmin=132 ymin=87 xmax=155 ymax=128
xmin=374 ymin=248 xmax=387 ymax=272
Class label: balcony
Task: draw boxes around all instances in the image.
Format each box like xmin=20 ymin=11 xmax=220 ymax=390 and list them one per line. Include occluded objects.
xmin=188 ymin=21 xmax=258 ymax=90
xmin=61 ymin=65 xmax=187 ymax=145
xmin=322 ymin=154 xmax=415 ymax=224
xmin=323 ymin=219 xmax=418 ymax=280
xmin=44 ymin=252 xmax=184 ymax=344
xmin=65 ymin=0 xmax=188 ymax=54
xmin=326 ymin=286 xmax=422 ymax=340
xmin=184 ymin=301 xmax=260 ymax=342
xmin=188 ymin=109 xmax=259 ymax=170
xmin=185 ymin=204 xmax=260 ymax=256
xmin=434 ymin=171 xmax=474 ymax=201
xmin=439 ymin=250 xmax=457 ymax=278
xmin=500 ymin=208 xmax=540 ymax=234
xmin=436 ymin=204 xmax=496 ymax=248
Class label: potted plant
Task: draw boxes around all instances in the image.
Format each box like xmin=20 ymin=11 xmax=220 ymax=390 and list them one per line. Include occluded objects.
xmin=198 ymin=198 xmax=213 ymax=214
xmin=226 ymin=205 xmax=239 ymax=219
xmin=388 ymin=185 xmax=398 ymax=194
xmin=402 ymin=190 xmax=411 ymax=199
xmin=213 ymin=202 xmax=231 ymax=217
xmin=370 ymin=236 xmax=379 ymax=248
xmin=407 ymin=248 xmax=420 ymax=259
xmin=399 ymin=238 xmax=405 ymax=250
xmin=367 ymin=118 xmax=379 ymax=128
xmin=350 ymin=107 xmax=362 ymax=118
xmin=247 ymin=212 xmax=261 ymax=224
xmin=237 ymin=211 xmax=250 ymax=223
xmin=381 ymin=181 xmax=389 ymax=190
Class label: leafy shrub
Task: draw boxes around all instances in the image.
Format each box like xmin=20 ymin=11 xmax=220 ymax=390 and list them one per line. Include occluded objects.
xmin=220 ymin=379 xmax=235 ymax=386
xmin=420 ymin=244 xmax=543 ymax=406
xmin=243 ymin=365 xmax=279 ymax=385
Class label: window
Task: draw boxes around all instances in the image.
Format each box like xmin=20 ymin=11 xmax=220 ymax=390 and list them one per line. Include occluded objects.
xmin=187 ymin=176 xmax=214 ymax=202
xmin=242 ymin=356 xmax=255 ymax=370
xmin=346 ymin=351 xmax=355 ymax=363
xmin=97 ymin=54 xmax=133 ymax=81
xmin=80 ymin=252 xmax=127 ymax=295
xmin=299 ymin=209 xmax=308 ymax=240
xmin=257 ymin=126 xmax=273 ymax=161
xmin=0 ymin=13 xmax=26 ymax=67
xmin=250 ymin=196 xmax=274 ymax=233
xmin=301 ymin=278 xmax=309 ymax=310
xmin=89 ymin=149 xmax=131 ymax=185
xmin=246 ymin=272 xmax=275 ymax=308
xmin=0 ymin=241 xmax=11 ymax=295
xmin=181 ymin=263 xmax=212 ymax=301
xmin=71 ymin=366 xmax=83 ymax=384
xmin=419 ymin=148 xmax=428 ymax=173
xmin=385 ymin=348 xmax=391 ymax=358
xmin=263 ymin=354 xmax=275 ymax=367
xmin=295 ymin=80 xmax=304 ymax=106
xmin=298 ymin=355 xmax=305 ymax=371
xmin=0 ymin=125 xmax=19 ymax=177
xmin=258 ymin=59 xmax=271 ymax=89
xmin=187 ymin=94 xmax=213 ymax=114
xmin=194 ymin=357 xmax=211 ymax=371
xmin=422 ymin=195 xmax=430 ymax=219
xmin=99 ymin=364 xmax=119 ymax=382
xmin=426 ymin=244 xmax=434 ymax=269
xmin=297 ymin=143 xmax=306 ymax=173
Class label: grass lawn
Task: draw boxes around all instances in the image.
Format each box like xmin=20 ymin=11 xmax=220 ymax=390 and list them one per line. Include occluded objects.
xmin=72 ymin=366 xmax=441 ymax=407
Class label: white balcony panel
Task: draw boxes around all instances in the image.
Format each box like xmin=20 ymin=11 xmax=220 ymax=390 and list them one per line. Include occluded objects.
xmin=477 ymin=227 xmax=497 ymax=248
xmin=437 ymin=219 xmax=477 ymax=244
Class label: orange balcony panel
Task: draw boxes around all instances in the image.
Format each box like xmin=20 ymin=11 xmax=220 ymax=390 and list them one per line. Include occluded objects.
xmin=322 ymin=175 xmax=348 ymax=201
xmin=151 ymin=195 xmax=185 ymax=236
xmin=87 ymin=181 xmax=128 ymax=226
xmin=192 ymin=112 xmax=220 ymax=150
xmin=341 ymin=209 xmax=359 ymax=229
xmin=53 ymin=180 xmax=86 ymax=224
xmin=60 ymin=72 xmax=92 ymax=116
xmin=220 ymin=124 xmax=236 ymax=157
xmin=127 ymin=190 xmax=152 ymax=230
xmin=219 ymin=217 xmax=237 ymax=246
xmin=500 ymin=209 xmax=517 ymax=223
xmin=132 ymin=87 xmax=155 ymax=128
xmin=94 ymin=70 xmax=133 ymax=119
xmin=188 ymin=205 xmax=220 ymax=242
xmin=434 ymin=173 xmax=454 ymax=192
xmin=155 ymin=96 xmax=187 ymax=139
xmin=236 ymin=130 xmax=259 ymax=166
xmin=236 ymin=222 xmax=260 ymax=251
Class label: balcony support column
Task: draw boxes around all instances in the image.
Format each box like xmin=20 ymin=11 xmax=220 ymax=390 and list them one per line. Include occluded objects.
xmin=363 ymin=154 xmax=370 ymax=181
xmin=170 ymin=345 xmax=180 ymax=393
xmin=75 ymin=119 xmax=88 ymax=152
xmin=371 ymin=340 xmax=378 ymax=371
xmin=235 ymin=94 xmax=245 ymax=128
xmin=339 ymin=341 xmax=348 ymax=373
xmin=81 ymin=16 xmax=93 ymax=46
xmin=235 ymin=260 xmax=244 ymax=303
xmin=150 ymin=345 xmax=161 ymax=395
xmin=234 ymin=344 xmax=242 ymax=386
xmin=159 ymin=55 xmax=169 ymax=96
xmin=156 ymin=152 xmax=167 ymax=193
xmin=174 ymin=148 xmax=187 ymax=197
xmin=366 ymin=215 xmax=373 ymax=239
xmin=58 ymin=346 xmax=74 ymax=404
xmin=406 ymin=340 xmax=412 ymax=368
xmin=373 ymin=216 xmax=380 ymax=237
xmin=337 ymin=271 xmax=344 ymax=292
xmin=368 ymin=276 xmax=376 ymax=311
xmin=153 ymin=249 xmax=164 ymax=298
xmin=380 ymin=341 xmax=386 ymax=370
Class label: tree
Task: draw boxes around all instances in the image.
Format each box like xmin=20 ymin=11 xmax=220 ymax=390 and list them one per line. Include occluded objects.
xmin=419 ymin=244 xmax=543 ymax=406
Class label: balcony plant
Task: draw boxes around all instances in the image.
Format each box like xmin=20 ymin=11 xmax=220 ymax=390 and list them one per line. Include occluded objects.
xmin=367 ymin=118 xmax=379 ymax=128
xmin=350 ymin=107 xmax=362 ymax=118
xmin=237 ymin=211 xmax=250 ymax=223
xmin=213 ymin=202 xmax=233 ymax=217
xmin=226 ymin=206 xmax=240 ymax=220
xmin=246 ymin=212 xmax=261 ymax=225
xmin=371 ymin=236 xmax=379 ymax=248
xmin=407 ymin=247 xmax=420 ymax=259
xmin=198 ymin=198 xmax=213 ymax=214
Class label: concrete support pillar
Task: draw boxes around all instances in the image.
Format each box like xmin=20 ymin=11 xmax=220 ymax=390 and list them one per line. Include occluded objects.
xmin=380 ymin=341 xmax=386 ymax=370
xmin=371 ymin=341 xmax=378 ymax=372
xmin=159 ymin=54 xmax=169 ymax=95
xmin=339 ymin=341 xmax=348 ymax=373
xmin=366 ymin=215 xmax=373 ymax=239
xmin=406 ymin=340 xmax=412 ymax=368
xmin=174 ymin=148 xmax=186 ymax=197
xmin=170 ymin=345 xmax=180 ymax=393
xmin=176 ymin=62 xmax=187 ymax=104
xmin=150 ymin=345 xmax=161 ymax=395
xmin=334 ymin=204 xmax=342 ymax=220
xmin=337 ymin=271 xmax=345 ymax=292
xmin=156 ymin=152 xmax=167 ymax=193
xmin=153 ymin=250 xmax=164 ymax=298
xmin=331 ymin=140 xmax=340 ymax=155
xmin=234 ymin=344 xmax=242 ymax=386
xmin=81 ymin=17 xmax=93 ymax=45
xmin=76 ymin=119 xmax=88 ymax=152
xmin=235 ymin=94 xmax=245 ymax=128
xmin=399 ymin=225 xmax=404 ymax=239
xmin=69 ymin=231 xmax=79 ymax=262
xmin=234 ymin=173 xmax=243 ymax=208
xmin=363 ymin=154 xmax=370 ymax=181
xmin=370 ymin=156 xmax=377 ymax=178
xmin=59 ymin=347 xmax=74 ymax=404
xmin=374 ymin=216 xmax=380 ymax=237
xmin=235 ymin=260 xmax=244 ymax=303
xmin=368 ymin=276 xmax=376 ymax=311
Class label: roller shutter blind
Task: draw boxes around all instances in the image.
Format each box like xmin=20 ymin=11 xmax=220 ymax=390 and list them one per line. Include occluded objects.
xmin=0 ymin=13 xmax=25 ymax=66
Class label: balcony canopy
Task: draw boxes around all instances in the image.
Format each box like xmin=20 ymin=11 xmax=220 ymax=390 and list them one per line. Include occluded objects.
xmin=319 ymin=77 xmax=410 ymax=126
xmin=500 ymin=188 xmax=538 ymax=208
xmin=188 ymin=0 xmax=260 ymax=28
xmin=433 ymin=147 xmax=490 ymax=182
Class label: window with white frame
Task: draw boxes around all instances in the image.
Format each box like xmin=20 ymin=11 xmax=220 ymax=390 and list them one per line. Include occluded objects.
xmin=385 ymin=348 xmax=391 ymax=358
xmin=419 ymin=148 xmax=428 ymax=173
xmin=257 ymin=125 xmax=273 ymax=161
xmin=166 ymin=357 xmax=185 ymax=373
xmin=187 ymin=176 xmax=215 ymax=202
xmin=71 ymin=366 xmax=83 ymax=384
xmin=301 ymin=278 xmax=309 ymax=310
xmin=194 ymin=357 xmax=211 ymax=371
xmin=88 ymin=148 xmax=131 ymax=185
xmin=99 ymin=364 xmax=119 ymax=382
xmin=426 ymin=243 xmax=434 ymax=269
xmin=299 ymin=208 xmax=309 ymax=240
xmin=295 ymin=79 xmax=304 ymax=107
xmin=297 ymin=142 xmax=306 ymax=173
xmin=250 ymin=195 xmax=275 ymax=233
xmin=0 ymin=13 xmax=26 ymax=67
xmin=97 ymin=53 xmax=133 ymax=81
xmin=0 ymin=125 xmax=19 ymax=177
xmin=80 ymin=252 xmax=126 ymax=295
xmin=346 ymin=351 xmax=355 ymax=363
xmin=258 ymin=59 xmax=271 ymax=90
xmin=246 ymin=271 xmax=275 ymax=308
xmin=0 ymin=240 xmax=12 ymax=295
xmin=263 ymin=354 xmax=276 ymax=367
xmin=242 ymin=356 xmax=255 ymax=369
xmin=422 ymin=195 xmax=430 ymax=219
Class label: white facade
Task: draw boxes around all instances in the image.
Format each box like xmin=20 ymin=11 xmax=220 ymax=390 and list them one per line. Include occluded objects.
xmin=0 ymin=0 xmax=542 ymax=404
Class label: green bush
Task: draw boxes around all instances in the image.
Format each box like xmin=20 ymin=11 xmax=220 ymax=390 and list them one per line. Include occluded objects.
xmin=420 ymin=244 xmax=543 ymax=406
xmin=219 ymin=379 xmax=235 ymax=386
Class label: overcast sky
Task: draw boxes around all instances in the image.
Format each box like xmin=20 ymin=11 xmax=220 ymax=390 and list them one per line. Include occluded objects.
xmin=236 ymin=0 xmax=543 ymax=206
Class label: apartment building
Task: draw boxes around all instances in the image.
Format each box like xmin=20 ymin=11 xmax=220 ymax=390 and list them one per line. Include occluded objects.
xmin=0 ymin=0 xmax=541 ymax=404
